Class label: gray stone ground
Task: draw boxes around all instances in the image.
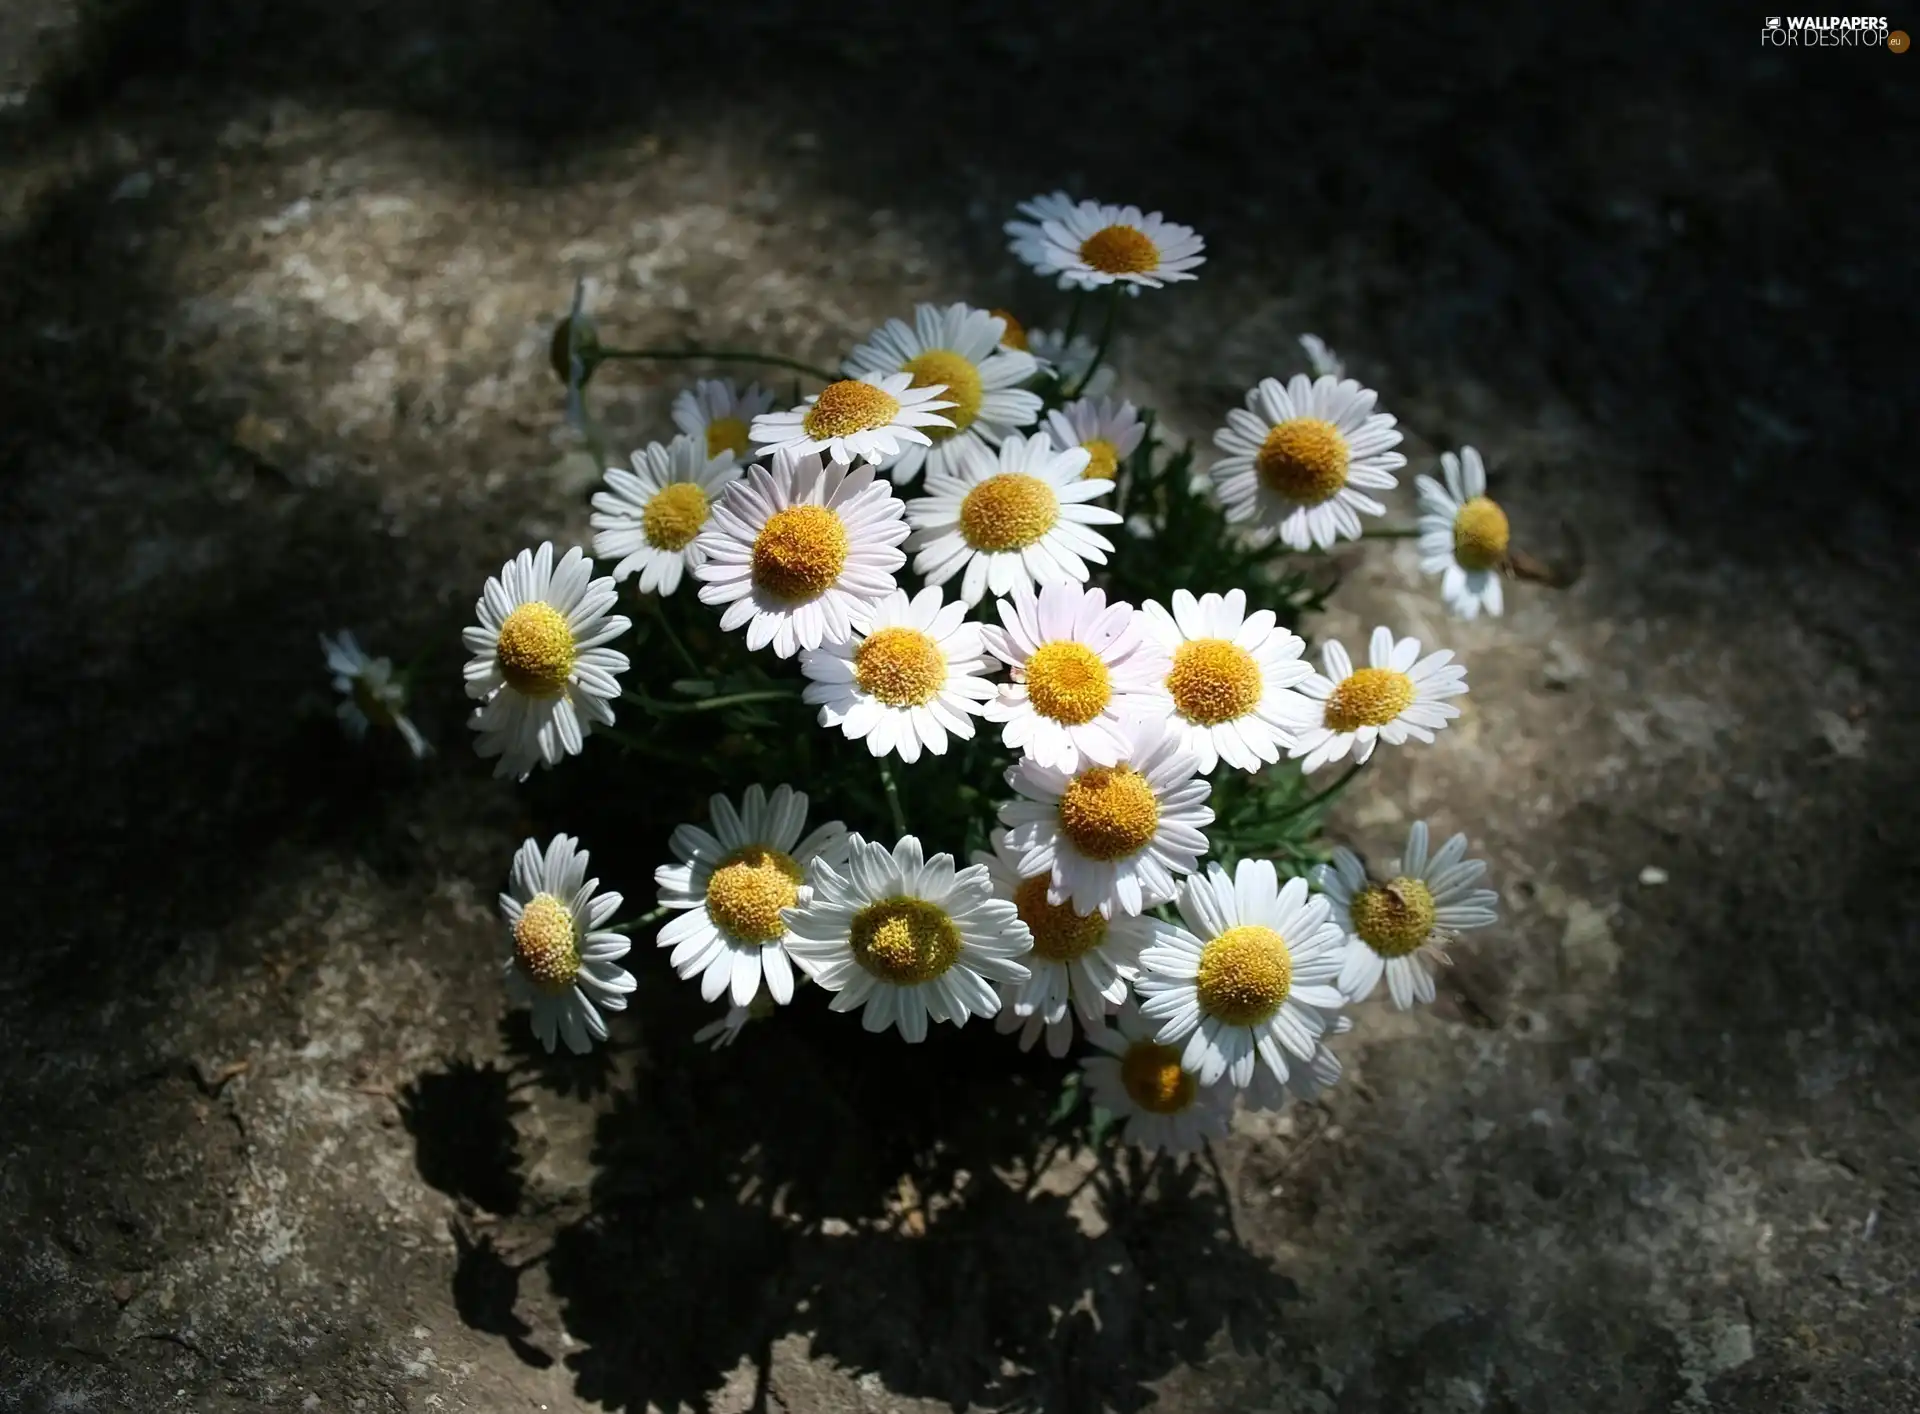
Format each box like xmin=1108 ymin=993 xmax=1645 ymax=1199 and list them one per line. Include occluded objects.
xmin=2 ymin=4 xmax=1916 ymax=1411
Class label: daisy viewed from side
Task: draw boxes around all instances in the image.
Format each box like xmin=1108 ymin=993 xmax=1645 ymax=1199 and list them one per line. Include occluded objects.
xmin=1317 ymin=819 xmax=1500 ymax=1009
xmin=500 ymin=834 xmax=636 ymax=1055
xmin=1045 ymin=396 xmax=1147 ymax=482
xmin=1004 ymin=190 xmax=1082 ymax=285
xmin=799 ymin=585 xmax=996 ymax=763
xmin=673 ymin=378 xmax=776 ymax=461
xmin=1081 ymin=1004 xmax=1233 ymax=1155
xmin=462 ymin=544 xmax=631 ymax=781
xmin=590 ymin=435 xmax=742 ymax=596
xmin=1137 ymin=588 xmax=1314 ymax=774
xmin=322 ymin=630 xmax=430 ymax=758
xmin=1024 ymin=199 xmax=1206 ymax=294
xmin=1027 ymin=328 xmax=1115 ymax=398
xmin=784 ymin=833 xmax=1032 ymax=1043
xmin=655 ymin=784 xmax=850 ymax=1008
xmin=1276 ymin=626 xmax=1469 ymax=774
xmin=1417 ymin=446 xmax=1511 ymax=619
xmin=750 ymin=371 xmax=954 ymax=469
xmin=693 ymin=992 xmax=780 ymax=1051
xmin=693 ymin=453 xmax=909 ymax=658
xmin=1297 ymin=333 xmax=1345 ymax=379
xmin=1136 ymin=858 xmax=1347 ymax=1088
xmin=1209 ymin=374 xmax=1406 ymax=551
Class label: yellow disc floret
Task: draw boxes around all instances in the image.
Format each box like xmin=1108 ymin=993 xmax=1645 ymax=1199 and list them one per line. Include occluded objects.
xmin=854 ymin=626 xmax=946 ymax=707
xmin=1023 ymin=640 xmax=1112 ymax=725
xmin=803 ymin=380 xmax=902 ymax=440
xmin=849 ymin=897 xmax=963 ymax=985
xmin=1080 ymin=438 xmax=1120 ymax=481
xmin=512 ymin=893 xmax=581 ymax=993
xmin=1194 ymin=924 xmax=1293 ymax=1026
xmin=1166 ymin=638 xmax=1263 ymax=726
xmin=705 ymin=845 xmax=805 ymax=945
xmin=705 ymin=416 xmax=751 ymax=460
xmin=1452 ymin=496 xmax=1510 ymax=572
xmin=1120 ymin=1041 xmax=1198 ymax=1115
xmin=991 ymin=308 xmax=1028 ymax=351
xmin=958 ymin=473 xmax=1059 ymax=552
xmin=642 ymin=481 xmax=710 ymax=551
xmin=495 ymin=602 xmax=576 ymax=698
xmin=902 ymin=350 xmax=983 ymax=436
xmin=1057 ymin=766 xmax=1160 ymax=862
xmin=1079 ymin=224 xmax=1160 ymax=276
xmin=1323 ymin=667 xmax=1416 ymax=733
xmin=1256 ymin=417 xmax=1350 ymax=505
xmin=1013 ymin=873 xmax=1108 ymax=962
xmin=1349 ymin=877 xmax=1438 ymax=958
xmin=751 ymin=504 xmax=849 ymax=601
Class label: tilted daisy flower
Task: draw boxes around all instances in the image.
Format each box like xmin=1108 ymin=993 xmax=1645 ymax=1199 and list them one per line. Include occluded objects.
xmin=1276 ymin=626 xmax=1469 ymax=774
xmin=907 ymin=432 xmax=1122 ymax=606
xmin=1317 ymin=819 xmax=1500 ymax=1010
xmin=784 ymin=833 xmax=1032 ymax=1043
xmin=1045 ymin=396 xmax=1147 ymax=482
xmin=1209 ymin=374 xmax=1406 ymax=551
xmin=322 ymin=630 xmax=429 ymax=758
xmin=1004 ymin=190 xmax=1083 ymax=285
xmin=1027 ymin=328 xmax=1115 ymax=398
xmin=590 ymin=435 xmax=742 ymax=596
xmin=692 ymin=991 xmax=781 ymax=1051
xmin=1297 ymin=333 xmax=1345 ymax=379
xmin=979 ymin=580 xmax=1170 ymax=773
xmin=692 ymin=453 xmax=909 ymax=658
xmin=749 ymin=371 xmax=954 ymax=469
xmin=1081 ymin=1004 xmax=1233 ymax=1155
xmin=462 ymin=544 xmax=631 ymax=781
xmin=1029 ymin=199 xmax=1206 ymax=294
xmin=1416 ymin=446 xmax=1510 ymax=620
xmin=1000 ymin=717 xmax=1213 ymax=918
xmin=655 ymin=784 xmax=850 ymax=1008
xmin=799 ymin=585 xmax=996 ymax=763
xmin=844 ymin=302 xmax=1043 ymax=485
xmin=673 ymin=378 xmax=776 ymax=461
xmin=1136 ymin=588 xmax=1313 ymax=775
xmin=1136 ymin=859 xmax=1348 ymax=1088
xmin=499 ymin=834 xmax=636 ymax=1055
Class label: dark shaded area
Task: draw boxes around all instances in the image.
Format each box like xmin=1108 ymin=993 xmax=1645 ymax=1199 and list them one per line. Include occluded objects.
xmin=399 ymin=1059 xmax=526 ymax=1216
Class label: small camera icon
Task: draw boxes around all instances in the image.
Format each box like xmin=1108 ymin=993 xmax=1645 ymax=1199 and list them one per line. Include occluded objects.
xmin=1766 ymin=15 xmax=1781 ymax=26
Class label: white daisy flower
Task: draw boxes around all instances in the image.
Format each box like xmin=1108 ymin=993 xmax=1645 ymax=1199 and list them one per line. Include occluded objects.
xmin=999 ymin=717 xmax=1213 ymax=919
xmin=1416 ymin=446 xmax=1510 ymax=619
xmin=844 ymin=302 xmax=1043 ymax=485
xmin=1297 ymin=333 xmax=1345 ymax=379
xmin=692 ymin=453 xmax=910 ymax=659
xmin=462 ymin=544 xmax=632 ymax=781
xmin=1136 ymin=588 xmax=1313 ymax=775
xmin=1275 ymin=626 xmax=1470 ymax=774
xmin=1242 ymin=1015 xmax=1348 ymax=1110
xmin=692 ymin=991 xmax=781 ymax=1051
xmin=989 ymin=307 xmax=1032 ymax=354
xmin=672 ymin=378 xmax=776 ymax=461
xmin=655 ymin=784 xmax=850 ymax=1009
xmin=1045 ymin=396 xmax=1147 ymax=482
xmin=1317 ymin=819 xmax=1500 ymax=1010
xmin=907 ymin=431 xmax=1122 ymax=606
xmin=784 ymin=833 xmax=1033 ymax=1043
xmin=749 ymin=371 xmax=955 ymax=469
xmin=499 ymin=834 xmax=636 ymax=1055
xmin=799 ymin=586 xmax=996 ymax=763
xmin=1135 ymin=858 xmax=1348 ymax=1089
xmin=321 ymin=630 xmax=429 ymax=758
xmin=1081 ymin=1004 xmax=1233 ymax=1155
xmin=1003 ymin=191 xmax=1083 ymax=285
xmin=979 ymin=580 xmax=1170 ymax=773
xmin=589 ymin=435 xmax=742 ymax=596
xmin=1209 ymin=374 xmax=1406 ymax=551
xmin=1027 ymin=328 xmax=1115 ymax=398
xmin=1025 ymin=199 xmax=1206 ymax=294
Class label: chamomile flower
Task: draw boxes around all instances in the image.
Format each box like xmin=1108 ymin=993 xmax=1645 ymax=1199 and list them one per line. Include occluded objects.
xmin=655 ymin=784 xmax=850 ymax=1008
xmin=500 ymin=834 xmax=635 ymax=1055
xmin=1004 ymin=191 xmax=1083 ymax=285
xmin=844 ymin=302 xmax=1043 ymax=485
xmin=692 ymin=992 xmax=781 ymax=1051
xmin=1045 ymin=396 xmax=1146 ymax=482
xmin=1243 ymin=1016 xmax=1348 ymax=1110
xmin=1135 ymin=859 xmax=1347 ymax=1089
xmin=692 ymin=453 xmax=909 ymax=659
xmin=750 ymin=371 xmax=954 ymax=469
xmin=784 ymin=833 xmax=1032 ymax=1043
xmin=1317 ymin=820 xmax=1500 ymax=1010
xmin=462 ymin=544 xmax=631 ymax=781
xmin=1297 ymin=333 xmax=1345 ymax=379
xmin=589 ymin=435 xmax=742 ymax=596
xmin=1416 ymin=446 xmax=1510 ymax=619
xmin=799 ymin=586 xmax=996 ymax=763
xmin=1209 ymin=375 xmax=1406 ymax=551
xmin=321 ymin=630 xmax=430 ymax=758
xmin=1080 ymin=1004 xmax=1233 ymax=1155
xmin=1137 ymin=588 xmax=1314 ymax=774
xmin=1019 ymin=198 xmax=1206 ymax=294
xmin=907 ymin=431 xmax=1122 ymax=606
xmin=1027 ymin=328 xmax=1115 ymax=398
xmin=979 ymin=580 xmax=1170 ymax=773
xmin=1000 ymin=717 xmax=1213 ymax=918
xmin=1275 ymin=627 xmax=1469 ymax=774
xmin=673 ymin=378 xmax=776 ymax=461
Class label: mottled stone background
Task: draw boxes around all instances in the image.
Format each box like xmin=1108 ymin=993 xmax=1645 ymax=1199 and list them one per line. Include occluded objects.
xmin=2 ymin=3 xmax=1915 ymax=1411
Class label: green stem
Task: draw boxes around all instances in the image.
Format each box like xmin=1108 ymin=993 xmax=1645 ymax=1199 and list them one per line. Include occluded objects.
xmin=1061 ymin=288 xmax=1087 ymax=346
xmin=878 ymin=759 xmax=909 ymax=837
xmin=1065 ymin=285 xmax=1122 ymax=400
xmin=591 ymin=346 xmax=840 ymax=383
xmin=607 ymin=904 xmax=672 ymax=933
xmin=1272 ymin=759 xmax=1367 ymax=823
xmin=622 ymin=687 xmax=798 ymax=714
xmin=1362 ymin=526 xmax=1422 ymax=539
xmin=647 ymin=597 xmax=702 ymax=677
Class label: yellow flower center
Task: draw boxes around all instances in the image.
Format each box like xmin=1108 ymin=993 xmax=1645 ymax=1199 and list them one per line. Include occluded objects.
xmin=853 ymin=626 xmax=946 ymax=707
xmin=1120 ymin=1041 xmax=1198 ymax=1115
xmin=849 ymin=897 xmax=962 ymax=985
xmin=990 ymin=308 xmax=1028 ymax=351
xmin=1323 ymin=666 xmax=1416 ymax=733
xmin=705 ymin=416 xmax=751 ymax=460
xmin=803 ymin=380 xmax=902 ymax=440
xmin=1166 ymin=638 xmax=1263 ymax=726
xmin=1349 ymin=877 xmax=1438 ymax=958
xmin=705 ymin=845 xmax=805 ymax=945
xmin=1023 ymin=640 xmax=1112 ymax=725
xmin=1013 ymin=873 xmax=1107 ymax=962
xmin=512 ymin=893 xmax=580 ymax=994
xmin=1256 ymin=417 xmax=1350 ymax=505
xmin=495 ymin=602 xmax=576 ymax=698
xmin=642 ymin=481 xmax=710 ymax=551
xmin=902 ymin=349 xmax=983 ymax=436
xmin=1194 ymin=924 xmax=1293 ymax=1026
xmin=958 ymin=473 xmax=1059 ymax=552
xmin=1452 ymin=496 xmax=1510 ymax=572
xmin=751 ymin=504 xmax=849 ymax=602
xmin=1057 ymin=765 xmax=1160 ymax=862
xmin=1079 ymin=224 xmax=1160 ymax=276
xmin=1080 ymin=437 xmax=1121 ymax=481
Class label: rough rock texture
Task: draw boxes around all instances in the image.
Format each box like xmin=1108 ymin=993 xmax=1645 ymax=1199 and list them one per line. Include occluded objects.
xmin=1 ymin=3 xmax=1915 ymax=1411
